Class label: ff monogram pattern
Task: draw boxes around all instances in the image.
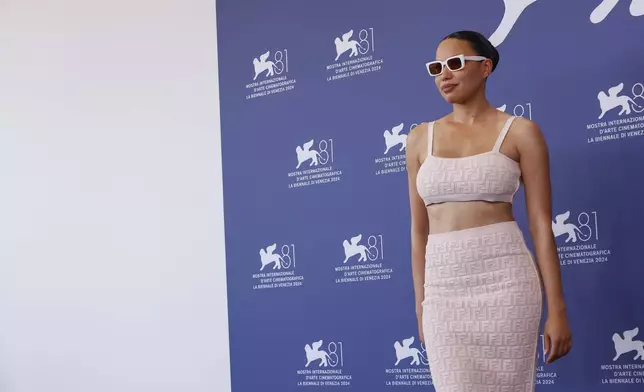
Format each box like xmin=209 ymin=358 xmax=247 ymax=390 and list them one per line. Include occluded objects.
xmin=422 ymin=221 xmax=543 ymax=392
xmin=416 ymin=117 xmax=522 ymax=206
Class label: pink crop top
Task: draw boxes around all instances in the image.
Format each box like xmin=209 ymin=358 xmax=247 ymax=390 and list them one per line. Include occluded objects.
xmin=415 ymin=116 xmax=522 ymax=206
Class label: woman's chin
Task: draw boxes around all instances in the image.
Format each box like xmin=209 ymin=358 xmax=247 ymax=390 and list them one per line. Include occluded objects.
xmin=442 ymin=92 xmax=467 ymax=105
xmin=442 ymin=94 xmax=458 ymax=105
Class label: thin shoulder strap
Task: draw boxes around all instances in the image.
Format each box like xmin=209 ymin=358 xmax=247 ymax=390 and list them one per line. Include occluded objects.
xmin=427 ymin=122 xmax=434 ymax=156
xmin=493 ymin=116 xmax=516 ymax=152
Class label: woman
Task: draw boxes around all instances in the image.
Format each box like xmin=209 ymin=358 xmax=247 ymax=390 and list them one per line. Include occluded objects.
xmin=406 ymin=31 xmax=572 ymax=391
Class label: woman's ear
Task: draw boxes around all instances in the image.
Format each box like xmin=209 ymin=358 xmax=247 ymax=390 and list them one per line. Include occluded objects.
xmin=483 ymin=59 xmax=493 ymax=78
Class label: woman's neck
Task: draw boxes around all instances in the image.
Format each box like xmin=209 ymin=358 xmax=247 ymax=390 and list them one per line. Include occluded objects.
xmin=450 ymin=90 xmax=493 ymax=125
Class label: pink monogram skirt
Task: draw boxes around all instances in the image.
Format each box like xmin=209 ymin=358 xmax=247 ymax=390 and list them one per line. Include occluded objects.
xmin=422 ymin=221 xmax=543 ymax=392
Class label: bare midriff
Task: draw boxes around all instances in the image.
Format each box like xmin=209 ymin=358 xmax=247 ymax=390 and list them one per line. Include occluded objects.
xmin=426 ymin=201 xmax=515 ymax=235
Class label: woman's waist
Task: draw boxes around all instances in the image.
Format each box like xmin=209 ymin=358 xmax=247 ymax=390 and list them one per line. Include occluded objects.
xmin=426 ymin=201 xmax=515 ymax=235
xmin=424 ymin=220 xmax=528 ymax=261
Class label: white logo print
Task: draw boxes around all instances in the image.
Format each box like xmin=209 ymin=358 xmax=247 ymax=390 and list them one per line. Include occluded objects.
xmin=334 ymin=30 xmax=366 ymax=61
xmin=490 ymin=0 xmax=643 ymax=46
xmin=259 ymin=243 xmax=284 ymax=270
xmin=252 ymin=51 xmax=276 ymax=80
xmin=591 ymin=0 xmax=644 ymax=23
xmin=600 ymin=325 xmax=644 ymax=384
xmin=376 ymin=122 xmax=415 ymax=176
xmin=612 ymin=327 xmax=644 ymax=361
xmin=489 ymin=0 xmax=540 ymax=46
xmin=304 ymin=340 xmax=343 ymax=367
xmin=587 ymin=81 xmax=644 ymax=144
xmin=552 ymin=211 xmax=592 ymax=243
xmin=383 ymin=123 xmax=407 ymax=154
xmin=326 ymin=27 xmax=383 ymax=82
xmin=552 ymin=209 xmax=611 ymax=266
xmin=298 ymin=340 xmax=350 ymax=387
xmin=385 ymin=336 xmax=432 ymax=386
xmin=295 ymin=140 xmax=325 ymax=169
xmin=253 ymin=243 xmax=303 ymax=290
xmin=305 ymin=340 xmax=335 ymax=367
xmin=394 ymin=337 xmax=428 ymax=366
xmin=245 ymin=49 xmax=295 ymax=100
xmin=342 ymin=234 xmax=376 ymax=263
xmin=335 ymin=233 xmax=391 ymax=284
xmin=597 ymin=82 xmax=644 ymax=119
xmin=496 ymin=102 xmax=533 ymax=119
xmin=288 ymin=138 xmax=342 ymax=189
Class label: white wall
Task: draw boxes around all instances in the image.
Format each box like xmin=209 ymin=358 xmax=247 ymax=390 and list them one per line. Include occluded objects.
xmin=0 ymin=1 xmax=230 ymax=391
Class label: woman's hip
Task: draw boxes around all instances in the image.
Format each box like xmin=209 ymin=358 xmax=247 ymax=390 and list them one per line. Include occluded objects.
xmin=423 ymin=220 xmax=541 ymax=294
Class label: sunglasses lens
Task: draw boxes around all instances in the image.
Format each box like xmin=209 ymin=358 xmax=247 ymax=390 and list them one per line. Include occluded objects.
xmin=446 ymin=57 xmax=464 ymax=71
xmin=428 ymin=62 xmax=442 ymax=76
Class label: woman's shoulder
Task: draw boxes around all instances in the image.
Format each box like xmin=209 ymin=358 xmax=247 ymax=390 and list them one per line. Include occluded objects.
xmin=407 ymin=121 xmax=429 ymax=149
xmin=506 ymin=115 xmax=546 ymax=151
xmin=508 ymin=115 xmax=542 ymax=137
xmin=409 ymin=115 xmax=448 ymax=137
xmin=407 ymin=115 xmax=448 ymax=150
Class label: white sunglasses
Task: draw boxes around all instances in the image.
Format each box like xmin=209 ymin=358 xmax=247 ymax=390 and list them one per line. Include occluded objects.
xmin=425 ymin=54 xmax=487 ymax=76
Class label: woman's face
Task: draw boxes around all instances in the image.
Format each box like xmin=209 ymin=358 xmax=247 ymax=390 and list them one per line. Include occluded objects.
xmin=433 ymin=39 xmax=492 ymax=104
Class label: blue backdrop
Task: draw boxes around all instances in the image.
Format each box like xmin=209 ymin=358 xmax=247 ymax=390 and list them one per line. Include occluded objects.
xmin=216 ymin=0 xmax=644 ymax=390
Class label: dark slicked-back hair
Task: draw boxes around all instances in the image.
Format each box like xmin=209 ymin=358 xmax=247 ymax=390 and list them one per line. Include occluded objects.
xmin=442 ymin=30 xmax=499 ymax=72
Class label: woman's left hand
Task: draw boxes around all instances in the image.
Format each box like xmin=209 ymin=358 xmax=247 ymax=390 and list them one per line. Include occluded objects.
xmin=543 ymin=311 xmax=572 ymax=363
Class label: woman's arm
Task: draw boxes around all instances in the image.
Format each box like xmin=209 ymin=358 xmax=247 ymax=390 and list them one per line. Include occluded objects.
xmin=405 ymin=125 xmax=430 ymax=322
xmin=515 ymin=118 xmax=572 ymax=363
